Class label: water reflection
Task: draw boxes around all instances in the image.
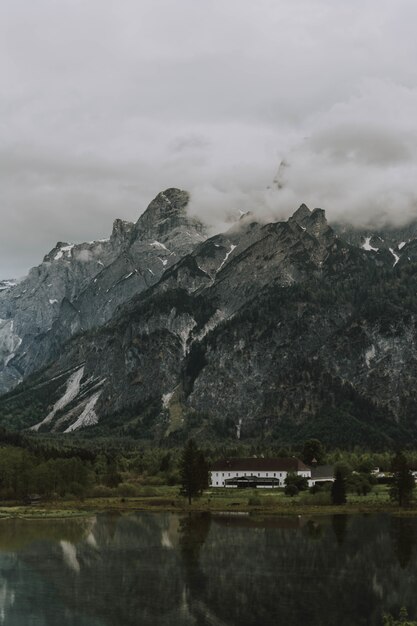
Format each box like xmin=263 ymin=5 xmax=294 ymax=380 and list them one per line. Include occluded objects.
xmin=179 ymin=513 xmax=211 ymax=594
xmin=0 ymin=512 xmax=415 ymax=625
xmin=390 ymin=516 xmax=415 ymax=569
xmin=332 ymin=514 xmax=348 ymax=546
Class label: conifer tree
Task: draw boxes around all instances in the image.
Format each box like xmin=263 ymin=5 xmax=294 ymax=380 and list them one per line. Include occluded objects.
xmin=331 ymin=470 xmax=347 ymax=505
xmin=179 ymin=440 xmax=209 ymax=505
xmin=390 ymin=452 xmax=415 ymax=507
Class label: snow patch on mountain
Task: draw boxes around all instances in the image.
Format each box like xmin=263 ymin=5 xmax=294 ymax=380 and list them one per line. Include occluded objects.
xmin=389 ymin=248 xmax=400 ymax=266
xmin=365 ymin=345 xmax=376 ymax=368
xmin=218 ymin=244 xmax=237 ymax=272
xmin=54 ymin=244 xmax=75 ymax=261
xmin=362 ymin=237 xmax=378 ymax=252
xmin=31 ymin=366 xmax=85 ymax=431
xmin=64 ymin=390 xmax=101 ymax=433
xmin=0 ymin=280 xmax=17 ymax=292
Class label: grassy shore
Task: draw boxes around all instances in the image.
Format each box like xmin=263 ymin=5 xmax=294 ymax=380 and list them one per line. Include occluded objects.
xmin=1 ymin=485 xmax=417 ymax=518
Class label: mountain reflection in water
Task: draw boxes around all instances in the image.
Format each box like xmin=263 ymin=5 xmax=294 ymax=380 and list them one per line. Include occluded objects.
xmin=0 ymin=512 xmax=415 ymax=625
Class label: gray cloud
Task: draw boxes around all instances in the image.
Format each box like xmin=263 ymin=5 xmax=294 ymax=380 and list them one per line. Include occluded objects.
xmin=2 ymin=0 xmax=417 ymax=275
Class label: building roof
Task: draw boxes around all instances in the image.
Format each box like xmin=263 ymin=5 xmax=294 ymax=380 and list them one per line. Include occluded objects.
xmin=310 ymin=465 xmax=335 ymax=479
xmin=211 ymin=457 xmax=310 ymax=472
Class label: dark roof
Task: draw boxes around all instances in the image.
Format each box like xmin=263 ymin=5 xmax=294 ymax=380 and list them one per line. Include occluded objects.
xmin=211 ymin=457 xmax=310 ymax=472
xmin=310 ymin=465 xmax=335 ymax=479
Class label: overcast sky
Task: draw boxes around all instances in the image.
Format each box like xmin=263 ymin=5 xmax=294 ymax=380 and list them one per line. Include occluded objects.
xmin=2 ymin=0 xmax=417 ymax=276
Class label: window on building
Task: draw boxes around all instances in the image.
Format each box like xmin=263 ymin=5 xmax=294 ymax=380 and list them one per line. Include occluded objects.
xmin=266 ymin=473 xmax=268 ymax=477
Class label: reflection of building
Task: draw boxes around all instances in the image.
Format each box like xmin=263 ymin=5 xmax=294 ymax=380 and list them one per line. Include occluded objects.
xmin=210 ymin=457 xmax=311 ymax=488
xmin=212 ymin=513 xmax=308 ymax=530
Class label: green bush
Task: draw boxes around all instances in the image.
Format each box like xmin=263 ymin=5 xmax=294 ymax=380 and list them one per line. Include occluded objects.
xmin=143 ymin=475 xmax=165 ymax=486
xmin=116 ymin=483 xmax=138 ymax=497
xmin=166 ymin=471 xmax=180 ymax=486
xmin=285 ymin=484 xmax=299 ymax=497
xmin=248 ymin=495 xmax=262 ymax=506
xmin=90 ymin=485 xmax=115 ymax=498
xmin=347 ymin=472 xmax=373 ymax=496
xmin=139 ymin=486 xmax=158 ymax=497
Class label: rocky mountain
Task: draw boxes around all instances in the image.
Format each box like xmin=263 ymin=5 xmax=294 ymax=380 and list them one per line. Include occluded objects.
xmin=1 ymin=193 xmax=417 ymax=446
xmin=333 ymin=219 xmax=417 ymax=267
xmin=0 ymin=188 xmax=205 ymax=395
xmin=0 ymin=279 xmax=18 ymax=292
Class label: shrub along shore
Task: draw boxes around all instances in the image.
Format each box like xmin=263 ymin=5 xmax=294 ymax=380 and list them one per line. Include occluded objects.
xmin=1 ymin=485 xmax=417 ymax=519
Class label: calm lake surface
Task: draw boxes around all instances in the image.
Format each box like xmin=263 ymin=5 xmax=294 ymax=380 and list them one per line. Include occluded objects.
xmin=0 ymin=511 xmax=416 ymax=625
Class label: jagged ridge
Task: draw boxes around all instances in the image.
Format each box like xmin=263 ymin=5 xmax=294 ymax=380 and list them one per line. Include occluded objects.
xmin=1 ymin=197 xmax=417 ymax=446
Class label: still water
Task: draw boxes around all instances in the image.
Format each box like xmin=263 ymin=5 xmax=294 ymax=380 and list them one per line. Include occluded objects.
xmin=0 ymin=512 xmax=415 ymax=625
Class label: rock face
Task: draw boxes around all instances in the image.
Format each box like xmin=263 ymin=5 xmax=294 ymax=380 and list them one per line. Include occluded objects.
xmin=0 ymin=188 xmax=205 ymax=394
xmin=2 ymin=194 xmax=417 ymax=445
xmin=0 ymin=197 xmax=417 ymax=445
xmin=333 ymin=219 xmax=417 ymax=267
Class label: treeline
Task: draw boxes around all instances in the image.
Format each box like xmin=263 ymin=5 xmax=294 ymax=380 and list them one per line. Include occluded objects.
xmin=1 ymin=431 xmax=417 ymax=502
xmin=0 ymin=433 xmax=184 ymax=500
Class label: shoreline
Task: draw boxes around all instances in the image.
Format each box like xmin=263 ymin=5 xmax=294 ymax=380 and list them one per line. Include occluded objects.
xmin=1 ymin=495 xmax=417 ymax=519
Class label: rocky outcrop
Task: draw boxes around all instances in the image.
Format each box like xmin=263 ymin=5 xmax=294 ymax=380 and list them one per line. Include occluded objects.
xmin=0 ymin=188 xmax=206 ymax=394
xmin=3 ymin=196 xmax=417 ymax=444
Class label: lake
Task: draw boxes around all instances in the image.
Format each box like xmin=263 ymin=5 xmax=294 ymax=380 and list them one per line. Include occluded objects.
xmin=0 ymin=511 xmax=415 ymax=625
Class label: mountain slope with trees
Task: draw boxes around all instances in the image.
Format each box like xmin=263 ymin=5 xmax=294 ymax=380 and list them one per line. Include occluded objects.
xmin=1 ymin=192 xmax=417 ymax=446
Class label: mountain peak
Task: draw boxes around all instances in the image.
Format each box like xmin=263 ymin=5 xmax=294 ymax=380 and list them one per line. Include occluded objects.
xmin=136 ymin=188 xmax=189 ymax=235
xmin=110 ymin=218 xmax=134 ymax=246
xmin=288 ymin=204 xmax=331 ymax=240
xmin=290 ymin=204 xmax=312 ymax=223
xmin=135 ymin=188 xmax=206 ymax=243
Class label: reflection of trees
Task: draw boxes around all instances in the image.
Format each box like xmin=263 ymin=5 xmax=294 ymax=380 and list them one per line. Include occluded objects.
xmin=179 ymin=513 xmax=211 ymax=595
xmin=305 ymin=519 xmax=323 ymax=540
xmin=0 ymin=517 xmax=93 ymax=552
xmin=3 ymin=513 xmax=417 ymax=625
xmin=391 ymin=517 xmax=415 ymax=569
xmin=332 ymin=515 xmax=348 ymax=547
xmin=12 ymin=513 xmax=186 ymax=626
xmin=198 ymin=515 xmax=417 ymax=626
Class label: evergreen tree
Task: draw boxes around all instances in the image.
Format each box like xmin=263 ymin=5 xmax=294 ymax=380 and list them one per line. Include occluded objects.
xmin=331 ymin=470 xmax=347 ymax=505
xmin=383 ymin=607 xmax=417 ymax=625
xmin=302 ymin=439 xmax=325 ymax=465
xmin=179 ymin=440 xmax=209 ymax=504
xmin=390 ymin=452 xmax=415 ymax=507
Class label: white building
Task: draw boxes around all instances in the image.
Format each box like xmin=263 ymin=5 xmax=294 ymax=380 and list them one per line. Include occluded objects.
xmin=210 ymin=457 xmax=311 ymax=488
xmin=308 ymin=464 xmax=335 ymax=488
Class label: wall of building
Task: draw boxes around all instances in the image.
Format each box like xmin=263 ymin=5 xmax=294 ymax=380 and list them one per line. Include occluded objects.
xmin=210 ymin=469 xmax=311 ymax=488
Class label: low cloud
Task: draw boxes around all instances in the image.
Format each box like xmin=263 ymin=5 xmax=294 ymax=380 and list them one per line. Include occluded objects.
xmin=1 ymin=1 xmax=417 ymax=275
